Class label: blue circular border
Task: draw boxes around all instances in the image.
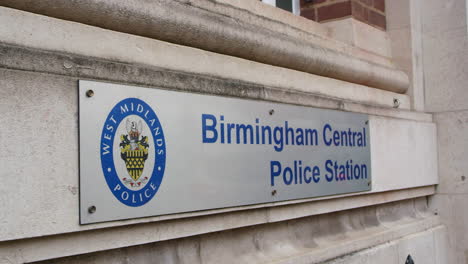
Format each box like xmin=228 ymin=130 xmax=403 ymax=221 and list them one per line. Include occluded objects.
xmin=100 ymin=98 xmax=166 ymax=207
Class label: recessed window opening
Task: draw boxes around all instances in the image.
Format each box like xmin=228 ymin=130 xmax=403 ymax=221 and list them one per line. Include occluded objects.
xmin=262 ymin=0 xmax=300 ymax=15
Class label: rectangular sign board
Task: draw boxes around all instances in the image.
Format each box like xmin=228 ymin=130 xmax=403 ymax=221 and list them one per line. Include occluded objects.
xmin=79 ymin=80 xmax=371 ymax=224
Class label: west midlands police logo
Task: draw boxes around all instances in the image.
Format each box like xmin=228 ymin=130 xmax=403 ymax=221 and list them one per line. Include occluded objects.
xmin=100 ymin=98 xmax=166 ymax=207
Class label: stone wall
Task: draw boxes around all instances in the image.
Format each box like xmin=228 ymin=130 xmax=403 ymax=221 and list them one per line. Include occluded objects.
xmin=422 ymin=0 xmax=468 ymax=263
xmin=0 ymin=0 xmax=450 ymax=263
xmin=31 ymin=198 xmax=446 ymax=264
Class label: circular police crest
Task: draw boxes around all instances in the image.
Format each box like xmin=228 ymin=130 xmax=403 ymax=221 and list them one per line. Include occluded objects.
xmin=100 ymin=98 xmax=166 ymax=207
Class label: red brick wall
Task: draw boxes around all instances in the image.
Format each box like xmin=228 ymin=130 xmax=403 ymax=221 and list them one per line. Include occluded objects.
xmin=300 ymin=0 xmax=386 ymax=30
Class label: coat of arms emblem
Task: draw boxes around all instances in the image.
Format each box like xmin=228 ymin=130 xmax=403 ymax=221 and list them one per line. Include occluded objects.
xmin=120 ymin=119 xmax=149 ymax=187
xmin=100 ymin=97 xmax=166 ymax=207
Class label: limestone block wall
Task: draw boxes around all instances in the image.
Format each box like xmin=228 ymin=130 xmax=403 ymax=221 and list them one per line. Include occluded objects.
xmin=385 ymin=0 xmax=425 ymax=111
xmin=30 ymin=199 xmax=446 ymax=264
xmin=0 ymin=1 xmax=448 ymax=263
xmin=0 ymin=0 xmax=409 ymax=93
xmin=422 ymin=0 xmax=468 ymax=263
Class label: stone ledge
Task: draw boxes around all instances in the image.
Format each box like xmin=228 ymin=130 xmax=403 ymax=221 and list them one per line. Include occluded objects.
xmin=2 ymin=194 xmax=438 ymax=263
xmin=0 ymin=2 xmax=409 ymax=93
xmin=0 ymin=17 xmax=414 ymax=113
xmin=278 ymin=225 xmax=445 ymax=264
xmin=324 ymin=18 xmax=391 ymax=57
xmin=0 ymin=42 xmax=428 ymax=119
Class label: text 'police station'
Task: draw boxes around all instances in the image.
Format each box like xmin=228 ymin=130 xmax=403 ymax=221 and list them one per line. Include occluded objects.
xmin=201 ymin=114 xmax=368 ymax=186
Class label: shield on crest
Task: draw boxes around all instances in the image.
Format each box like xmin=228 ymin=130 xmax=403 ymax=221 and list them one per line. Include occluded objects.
xmin=121 ymin=149 xmax=148 ymax=181
xmin=120 ymin=118 xmax=150 ymax=184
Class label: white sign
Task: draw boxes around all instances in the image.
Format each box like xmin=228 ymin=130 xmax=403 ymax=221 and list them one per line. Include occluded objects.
xmin=79 ymin=80 xmax=371 ymax=224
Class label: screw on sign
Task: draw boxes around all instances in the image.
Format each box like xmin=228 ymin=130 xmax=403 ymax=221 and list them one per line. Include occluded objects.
xmin=86 ymin=89 xmax=94 ymax=97
xmin=405 ymin=254 xmax=415 ymax=264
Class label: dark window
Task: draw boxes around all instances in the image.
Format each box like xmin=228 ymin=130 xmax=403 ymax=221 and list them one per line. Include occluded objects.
xmin=277 ymin=0 xmax=293 ymax=12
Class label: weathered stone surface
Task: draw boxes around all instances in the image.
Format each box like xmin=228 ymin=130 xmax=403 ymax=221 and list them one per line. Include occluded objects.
xmin=386 ymin=0 xmax=425 ymax=111
xmin=434 ymin=110 xmax=468 ymax=194
xmin=0 ymin=7 xmax=412 ymax=110
xmin=0 ymin=0 xmax=409 ymax=93
xmin=24 ymin=199 xmax=441 ymax=264
xmin=0 ymin=2 xmax=447 ymax=263
xmin=422 ymin=1 xmax=468 ymax=263
xmin=430 ymin=110 xmax=468 ymax=264
xmin=421 ymin=0 xmax=468 ymax=112
xmin=324 ymin=18 xmax=391 ymax=57
xmin=0 ymin=43 xmax=413 ymax=112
